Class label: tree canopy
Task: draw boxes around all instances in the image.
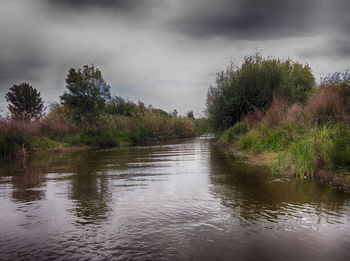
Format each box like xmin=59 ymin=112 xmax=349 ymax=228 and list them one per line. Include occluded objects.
xmin=60 ymin=65 xmax=111 ymax=126
xmin=5 ymin=83 xmax=44 ymax=121
xmin=206 ymin=53 xmax=315 ymax=132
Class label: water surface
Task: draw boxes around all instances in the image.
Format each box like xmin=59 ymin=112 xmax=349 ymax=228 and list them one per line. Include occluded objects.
xmin=1 ymin=137 xmax=350 ymax=260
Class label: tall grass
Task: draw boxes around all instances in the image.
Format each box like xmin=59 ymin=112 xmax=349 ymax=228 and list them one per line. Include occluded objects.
xmin=0 ymin=117 xmax=75 ymax=156
xmin=222 ymin=84 xmax=350 ymax=178
xmin=0 ymin=108 xmax=209 ymax=157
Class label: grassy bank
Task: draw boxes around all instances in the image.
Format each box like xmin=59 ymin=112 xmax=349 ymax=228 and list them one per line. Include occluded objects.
xmin=205 ymin=54 xmax=350 ymax=187
xmin=219 ymin=85 xmax=350 ymax=183
xmin=0 ymin=107 xmax=209 ymax=157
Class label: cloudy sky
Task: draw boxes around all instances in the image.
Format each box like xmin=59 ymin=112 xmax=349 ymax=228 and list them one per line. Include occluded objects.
xmin=0 ymin=0 xmax=349 ymax=116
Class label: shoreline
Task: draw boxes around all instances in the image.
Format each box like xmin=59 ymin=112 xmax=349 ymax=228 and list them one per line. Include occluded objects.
xmin=12 ymin=135 xmax=199 ymax=157
xmin=212 ymin=140 xmax=350 ymax=192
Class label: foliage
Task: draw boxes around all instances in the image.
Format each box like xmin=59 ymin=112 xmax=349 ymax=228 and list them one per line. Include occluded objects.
xmin=60 ymin=65 xmax=111 ymax=126
xmin=105 ymin=96 xmax=141 ymax=117
xmin=320 ymin=70 xmax=350 ymax=112
xmin=186 ymin=110 xmax=194 ymax=119
xmin=220 ymin=68 xmax=350 ymax=178
xmin=224 ymin=118 xmax=350 ymax=178
xmin=194 ymin=118 xmax=210 ymax=136
xmin=79 ymin=129 xmax=120 ymax=147
xmin=206 ymin=53 xmax=315 ymax=132
xmin=221 ymin=122 xmax=251 ymax=143
xmin=5 ymin=83 xmax=44 ymax=121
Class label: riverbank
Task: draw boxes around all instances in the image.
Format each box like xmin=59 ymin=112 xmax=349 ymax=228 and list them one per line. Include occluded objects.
xmin=214 ymin=118 xmax=350 ymax=192
xmin=0 ymin=112 xmax=209 ymax=157
xmin=213 ymin=140 xmax=350 ymax=192
xmin=212 ymin=140 xmax=276 ymax=167
xmin=21 ymin=135 xmax=200 ymax=157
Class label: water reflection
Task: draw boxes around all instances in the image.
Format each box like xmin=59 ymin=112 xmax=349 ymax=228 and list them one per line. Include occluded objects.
xmin=0 ymin=151 xmax=113 ymax=224
xmin=68 ymin=152 xmax=112 ymax=224
xmin=0 ymin=157 xmax=46 ymax=202
xmin=208 ymin=145 xmax=350 ymax=225
xmin=0 ymin=138 xmax=350 ymax=260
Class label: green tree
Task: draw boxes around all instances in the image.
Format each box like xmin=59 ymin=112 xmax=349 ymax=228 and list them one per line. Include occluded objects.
xmin=5 ymin=83 xmax=44 ymax=121
xmin=186 ymin=110 xmax=194 ymax=119
xmin=60 ymin=65 xmax=111 ymax=126
xmin=105 ymin=96 xmax=140 ymax=117
xmin=206 ymin=53 xmax=315 ymax=132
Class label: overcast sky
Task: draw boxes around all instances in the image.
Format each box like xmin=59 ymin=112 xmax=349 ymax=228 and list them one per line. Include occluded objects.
xmin=0 ymin=0 xmax=349 ymax=116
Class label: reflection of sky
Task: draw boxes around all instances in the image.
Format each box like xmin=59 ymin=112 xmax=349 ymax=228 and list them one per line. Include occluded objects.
xmin=0 ymin=137 xmax=350 ymax=260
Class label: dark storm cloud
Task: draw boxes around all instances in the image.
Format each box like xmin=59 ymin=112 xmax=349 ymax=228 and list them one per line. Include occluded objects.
xmin=49 ymin=0 xmax=159 ymax=12
xmin=169 ymin=0 xmax=347 ymax=40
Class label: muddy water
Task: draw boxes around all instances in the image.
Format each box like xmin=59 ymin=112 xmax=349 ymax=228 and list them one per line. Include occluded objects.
xmin=0 ymin=137 xmax=350 ymax=260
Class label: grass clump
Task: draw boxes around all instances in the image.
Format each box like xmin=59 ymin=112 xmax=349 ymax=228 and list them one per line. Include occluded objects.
xmin=221 ymin=122 xmax=251 ymax=143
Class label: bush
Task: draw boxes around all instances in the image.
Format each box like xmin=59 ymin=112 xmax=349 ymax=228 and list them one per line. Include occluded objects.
xmin=79 ymin=129 xmax=119 ymax=147
xmin=206 ymin=52 xmax=315 ymax=132
xmin=194 ymin=118 xmax=210 ymax=135
xmin=321 ymin=70 xmax=350 ymax=112
xmin=105 ymin=96 xmax=142 ymax=117
xmin=222 ymin=122 xmax=251 ymax=143
xmin=304 ymin=86 xmax=348 ymax=123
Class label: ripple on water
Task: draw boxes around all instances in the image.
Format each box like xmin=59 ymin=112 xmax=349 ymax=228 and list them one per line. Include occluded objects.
xmin=0 ymin=138 xmax=350 ymax=260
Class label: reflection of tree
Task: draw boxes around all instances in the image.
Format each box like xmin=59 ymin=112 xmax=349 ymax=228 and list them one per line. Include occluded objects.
xmin=208 ymin=145 xmax=349 ymax=223
xmin=0 ymin=156 xmax=46 ymax=202
xmin=69 ymin=152 xmax=111 ymax=224
xmin=1 ymin=150 xmax=114 ymax=224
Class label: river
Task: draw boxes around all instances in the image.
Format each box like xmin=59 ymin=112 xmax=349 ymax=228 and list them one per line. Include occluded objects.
xmin=0 ymin=137 xmax=350 ymax=260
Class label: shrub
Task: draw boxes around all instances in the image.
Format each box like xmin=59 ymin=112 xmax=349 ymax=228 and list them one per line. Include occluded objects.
xmin=194 ymin=118 xmax=210 ymax=135
xmin=79 ymin=129 xmax=119 ymax=147
xmin=264 ymin=96 xmax=288 ymax=127
xmin=0 ymin=119 xmax=40 ymax=155
xmin=105 ymin=96 xmax=141 ymax=117
xmin=304 ymin=86 xmax=347 ymax=122
xmin=222 ymin=122 xmax=251 ymax=143
xmin=321 ymin=70 xmax=350 ymax=112
xmin=206 ymin=52 xmax=315 ymax=132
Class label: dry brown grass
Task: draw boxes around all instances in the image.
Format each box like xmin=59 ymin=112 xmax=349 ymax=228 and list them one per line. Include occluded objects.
xmin=264 ymin=96 xmax=288 ymax=127
xmin=242 ymin=108 xmax=265 ymax=125
xmin=0 ymin=118 xmax=40 ymax=138
xmin=304 ymin=85 xmax=348 ymax=122
xmin=242 ymin=86 xmax=349 ymax=128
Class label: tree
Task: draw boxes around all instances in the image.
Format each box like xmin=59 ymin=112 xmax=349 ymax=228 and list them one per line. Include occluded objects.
xmin=60 ymin=65 xmax=111 ymax=126
xmin=105 ymin=96 xmax=140 ymax=117
xmin=206 ymin=53 xmax=315 ymax=132
xmin=186 ymin=110 xmax=194 ymax=119
xmin=5 ymin=83 xmax=44 ymax=121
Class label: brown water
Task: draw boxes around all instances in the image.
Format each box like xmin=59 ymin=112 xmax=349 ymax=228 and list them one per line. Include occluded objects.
xmin=0 ymin=137 xmax=350 ymax=261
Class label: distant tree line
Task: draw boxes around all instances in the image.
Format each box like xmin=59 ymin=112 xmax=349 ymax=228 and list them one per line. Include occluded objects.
xmin=4 ymin=65 xmax=196 ymax=126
